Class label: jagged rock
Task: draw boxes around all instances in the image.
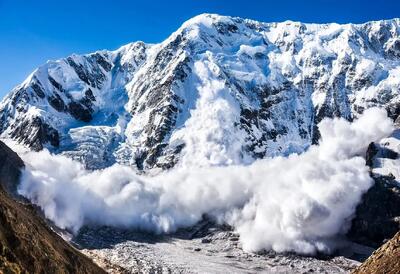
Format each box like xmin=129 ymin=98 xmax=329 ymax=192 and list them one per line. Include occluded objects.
xmin=348 ymin=141 xmax=400 ymax=247
xmin=0 ymin=141 xmax=24 ymax=198
xmin=352 ymin=231 xmax=400 ymax=274
xmin=0 ymin=141 xmax=106 ymax=273
xmin=348 ymin=175 xmax=400 ymax=247
xmin=1 ymin=14 xmax=400 ymax=170
xmin=9 ymin=116 xmax=60 ymax=151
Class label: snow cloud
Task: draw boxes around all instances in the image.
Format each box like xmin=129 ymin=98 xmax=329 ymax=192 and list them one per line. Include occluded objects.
xmin=17 ymin=108 xmax=393 ymax=255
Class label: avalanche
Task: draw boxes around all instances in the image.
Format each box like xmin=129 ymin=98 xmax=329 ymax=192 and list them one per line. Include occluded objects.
xmin=1 ymin=13 xmax=400 ymax=256
xmin=17 ymin=108 xmax=393 ymax=255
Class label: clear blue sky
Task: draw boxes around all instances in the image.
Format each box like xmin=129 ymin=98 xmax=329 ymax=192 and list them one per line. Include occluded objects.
xmin=0 ymin=0 xmax=399 ymax=99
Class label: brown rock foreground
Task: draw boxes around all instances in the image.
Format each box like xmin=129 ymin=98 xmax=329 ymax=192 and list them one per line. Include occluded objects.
xmin=352 ymin=231 xmax=400 ymax=274
xmin=0 ymin=141 xmax=105 ymax=274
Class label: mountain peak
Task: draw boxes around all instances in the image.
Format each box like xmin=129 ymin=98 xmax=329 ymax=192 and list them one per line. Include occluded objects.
xmin=181 ymin=13 xmax=229 ymax=27
xmin=1 ymin=14 xmax=400 ymax=170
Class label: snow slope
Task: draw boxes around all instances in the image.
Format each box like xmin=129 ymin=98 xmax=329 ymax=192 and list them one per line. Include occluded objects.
xmin=1 ymin=14 xmax=400 ymax=170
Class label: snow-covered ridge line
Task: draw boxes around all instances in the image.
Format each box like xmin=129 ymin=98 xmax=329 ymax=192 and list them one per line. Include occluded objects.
xmin=1 ymin=14 xmax=400 ymax=170
xmin=183 ymin=13 xmax=400 ymax=30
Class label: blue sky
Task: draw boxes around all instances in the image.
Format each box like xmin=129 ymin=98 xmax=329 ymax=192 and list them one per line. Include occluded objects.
xmin=0 ymin=0 xmax=399 ymax=99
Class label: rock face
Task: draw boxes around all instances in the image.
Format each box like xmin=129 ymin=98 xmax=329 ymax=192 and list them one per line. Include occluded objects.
xmin=352 ymin=231 xmax=400 ymax=274
xmin=0 ymin=141 xmax=24 ymax=198
xmin=1 ymin=14 xmax=400 ymax=170
xmin=348 ymin=133 xmax=400 ymax=247
xmin=0 ymin=141 xmax=105 ymax=274
xmin=348 ymin=172 xmax=400 ymax=247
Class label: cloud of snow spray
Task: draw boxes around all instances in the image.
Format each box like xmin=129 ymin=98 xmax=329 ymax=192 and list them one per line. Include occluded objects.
xmin=17 ymin=108 xmax=393 ymax=255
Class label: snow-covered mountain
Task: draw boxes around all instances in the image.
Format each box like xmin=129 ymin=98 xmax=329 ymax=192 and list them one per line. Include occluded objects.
xmin=1 ymin=14 xmax=400 ymax=170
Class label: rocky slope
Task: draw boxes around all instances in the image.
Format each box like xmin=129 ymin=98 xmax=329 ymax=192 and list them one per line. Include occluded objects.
xmin=347 ymin=139 xmax=400 ymax=247
xmin=0 ymin=141 xmax=105 ymax=274
xmin=1 ymin=14 xmax=400 ymax=170
xmin=0 ymin=140 xmax=24 ymax=198
xmin=76 ymin=223 xmax=362 ymax=274
xmin=352 ymin=231 xmax=400 ymax=274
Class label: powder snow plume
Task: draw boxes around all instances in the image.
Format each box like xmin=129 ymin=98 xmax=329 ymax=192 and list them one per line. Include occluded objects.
xmin=16 ymin=108 xmax=393 ymax=255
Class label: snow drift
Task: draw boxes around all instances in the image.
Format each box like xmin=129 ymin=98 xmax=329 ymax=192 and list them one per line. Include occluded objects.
xmin=17 ymin=108 xmax=393 ymax=254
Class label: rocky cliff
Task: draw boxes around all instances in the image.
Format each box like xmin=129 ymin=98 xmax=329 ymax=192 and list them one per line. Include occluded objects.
xmin=0 ymin=141 xmax=105 ymax=274
xmin=352 ymin=231 xmax=400 ymax=274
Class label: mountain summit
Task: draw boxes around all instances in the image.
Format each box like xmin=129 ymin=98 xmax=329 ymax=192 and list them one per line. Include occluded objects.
xmin=1 ymin=14 xmax=400 ymax=170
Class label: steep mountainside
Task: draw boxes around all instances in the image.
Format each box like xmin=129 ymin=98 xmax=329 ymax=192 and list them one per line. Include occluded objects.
xmin=0 ymin=140 xmax=24 ymax=198
xmin=352 ymin=231 xmax=400 ymax=274
xmin=0 ymin=141 xmax=105 ymax=274
xmin=1 ymin=14 xmax=400 ymax=170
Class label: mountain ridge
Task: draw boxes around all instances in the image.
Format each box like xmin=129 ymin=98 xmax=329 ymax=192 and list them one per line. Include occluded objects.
xmin=0 ymin=140 xmax=105 ymax=274
xmin=1 ymin=14 xmax=400 ymax=170
xmin=2 ymin=14 xmax=400 ymax=273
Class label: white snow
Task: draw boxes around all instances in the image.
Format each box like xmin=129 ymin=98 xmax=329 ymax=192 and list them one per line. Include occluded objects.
xmin=170 ymin=60 xmax=251 ymax=167
xmin=0 ymin=14 xmax=399 ymax=262
xmin=1 ymin=14 xmax=400 ymax=170
xmin=17 ymin=108 xmax=393 ymax=255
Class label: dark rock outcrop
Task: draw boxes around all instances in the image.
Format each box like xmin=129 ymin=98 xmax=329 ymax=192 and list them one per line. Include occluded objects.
xmin=0 ymin=141 xmax=105 ymax=274
xmin=348 ymin=142 xmax=400 ymax=247
xmin=0 ymin=141 xmax=24 ymax=198
xmin=1 ymin=15 xmax=400 ymax=170
xmin=352 ymin=231 xmax=400 ymax=274
xmin=9 ymin=117 xmax=60 ymax=151
xmin=348 ymin=176 xmax=400 ymax=247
